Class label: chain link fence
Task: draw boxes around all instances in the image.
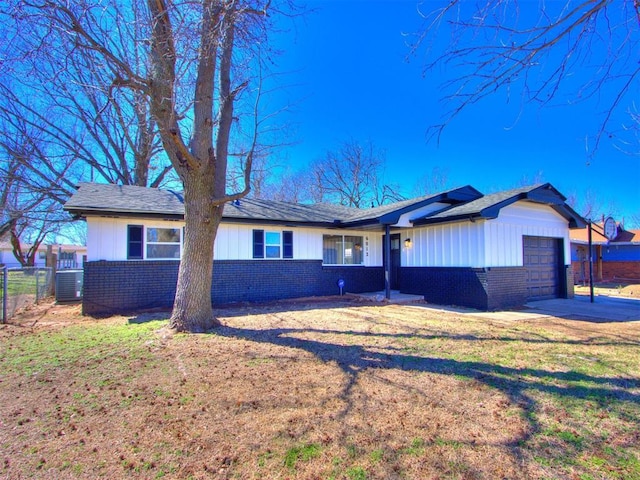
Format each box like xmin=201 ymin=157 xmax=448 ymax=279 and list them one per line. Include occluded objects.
xmin=1 ymin=266 xmax=54 ymax=323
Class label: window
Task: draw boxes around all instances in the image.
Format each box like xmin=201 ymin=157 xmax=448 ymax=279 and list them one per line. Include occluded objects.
xmin=253 ymin=229 xmax=293 ymax=259
xmin=146 ymin=227 xmax=181 ymax=259
xmin=128 ymin=225 xmax=143 ymax=259
xmin=265 ymin=231 xmax=281 ymax=258
xmin=323 ymin=235 xmax=363 ymax=265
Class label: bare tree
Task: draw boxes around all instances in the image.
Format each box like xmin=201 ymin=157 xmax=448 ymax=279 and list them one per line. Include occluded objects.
xmin=566 ymin=188 xmax=620 ymax=222
xmin=413 ymin=1 xmax=639 ymax=155
xmin=310 ymin=140 xmax=403 ymax=208
xmin=228 ymin=148 xmax=275 ymax=199
xmin=8 ymin=204 xmax=65 ymax=267
xmin=0 ymin=108 xmax=78 ymax=264
xmin=267 ymin=168 xmax=317 ymax=203
xmin=615 ymin=106 xmax=640 ymax=156
xmin=1 ymin=3 xmax=173 ymax=188
xmin=4 ymin=0 xmax=290 ymax=331
xmin=1 ymin=1 xmax=177 ymax=264
xmin=627 ymin=212 xmax=640 ymax=229
xmin=516 ymin=171 xmax=546 ymax=187
xmin=412 ymin=166 xmax=449 ymax=196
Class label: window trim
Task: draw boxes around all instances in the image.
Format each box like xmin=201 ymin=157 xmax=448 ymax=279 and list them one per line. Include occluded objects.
xmin=145 ymin=226 xmax=182 ymax=260
xmin=252 ymin=229 xmax=294 ymax=259
xmin=322 ymin=234 xmax=364 ymax=266
xmin=127 ymin=224 xmax=183 ymax=260
xmin=265 ymin=231 xmax=282 ymax=258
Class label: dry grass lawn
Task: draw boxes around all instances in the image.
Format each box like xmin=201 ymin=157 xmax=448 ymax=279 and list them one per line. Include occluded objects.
xmin=1 ymin=297 xmax=639 ymax=479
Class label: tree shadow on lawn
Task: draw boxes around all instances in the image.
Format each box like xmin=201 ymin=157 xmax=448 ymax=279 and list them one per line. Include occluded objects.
xmin=214 ymin=323 xmax=640 ymax=461
xmin=213 ymin=296 xmax=640 ymax=347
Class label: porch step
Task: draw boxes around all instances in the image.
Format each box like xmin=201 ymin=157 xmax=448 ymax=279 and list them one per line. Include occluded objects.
xmin=355 ymin=290 xmax=424 ymax=304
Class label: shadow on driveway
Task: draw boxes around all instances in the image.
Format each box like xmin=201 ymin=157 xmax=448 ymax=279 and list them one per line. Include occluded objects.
xmin=524 ymin=294 xmax=640 ymax=322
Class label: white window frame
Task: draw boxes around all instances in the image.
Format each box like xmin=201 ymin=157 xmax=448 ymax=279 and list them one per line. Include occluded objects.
xmin=252 ymin=229 xmax=294 ymax=259
xmin=265 ymin=231 xmax=281 ymax=259
xmin=145 ymin=226 xmax=182 ymax=260
xmin=322 ymin=234 xmax=364 ymax=266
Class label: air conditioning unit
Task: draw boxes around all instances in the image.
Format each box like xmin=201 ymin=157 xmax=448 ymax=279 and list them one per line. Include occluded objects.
xmin=56 ymin=270 xmax=84 ymax=303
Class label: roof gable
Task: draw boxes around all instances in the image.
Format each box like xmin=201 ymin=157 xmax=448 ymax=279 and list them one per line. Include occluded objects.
xmin=337 ymin=185 xmax=483 ymax=226
xmin=414 ymin=183 xmax=586 ymax=228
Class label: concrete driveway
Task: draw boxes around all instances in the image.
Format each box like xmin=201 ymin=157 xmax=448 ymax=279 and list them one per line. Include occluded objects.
xmin=406 ymin=293 xmax=640 ymax=322
xmin=367 ymin=290 xmax=640 ymax=322
xmin=524 ymin=294 xmax=640 ymax=322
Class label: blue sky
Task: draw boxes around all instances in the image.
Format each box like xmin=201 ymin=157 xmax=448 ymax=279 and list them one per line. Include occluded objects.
xmin=267 ymin=1 xmax=640 ymax=224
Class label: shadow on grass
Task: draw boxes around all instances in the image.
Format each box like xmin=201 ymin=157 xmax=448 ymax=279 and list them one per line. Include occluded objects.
xmin=214 ymin=322 xmax=640 ymax=459
xmin=127 ymin=310 xmax=172 ymax=324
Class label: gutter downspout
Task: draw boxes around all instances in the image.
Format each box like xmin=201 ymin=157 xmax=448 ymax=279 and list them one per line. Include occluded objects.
xmin=384 ymin=224 xmax=391 ymax=300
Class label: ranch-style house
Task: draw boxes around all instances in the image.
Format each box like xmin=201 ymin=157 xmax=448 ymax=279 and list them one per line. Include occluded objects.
xmin=64 ymin=182 xmax=586 ymax=316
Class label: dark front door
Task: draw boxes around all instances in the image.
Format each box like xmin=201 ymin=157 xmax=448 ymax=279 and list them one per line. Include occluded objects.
xmin=383 ymin=233 xmax=402 ymax=290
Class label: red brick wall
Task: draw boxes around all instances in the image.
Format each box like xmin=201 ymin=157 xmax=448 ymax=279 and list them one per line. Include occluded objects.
xmin=572 ymin=260 xmax=640 ymax=283
xmin=572 ymin=260 xmax=599 ymax=284
xmin=601 ymin=261 xmax=640 ymax=281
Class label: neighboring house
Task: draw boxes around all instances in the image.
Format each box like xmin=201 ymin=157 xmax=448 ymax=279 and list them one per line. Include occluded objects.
xmin=571 ymin=221 xmax=640 ymax=283
xmin=64 ymin=182 xmax=585 ymax=316
xmin=0 ymin=240 xmax=87 ymax=269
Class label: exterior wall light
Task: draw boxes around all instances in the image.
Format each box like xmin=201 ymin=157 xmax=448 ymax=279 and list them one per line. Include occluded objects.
xmin=404 ymin=238 xmax=412 ymax=248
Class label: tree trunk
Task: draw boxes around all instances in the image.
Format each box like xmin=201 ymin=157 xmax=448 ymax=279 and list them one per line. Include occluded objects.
xmin=169 ymin=176 xmax=223 ymax=332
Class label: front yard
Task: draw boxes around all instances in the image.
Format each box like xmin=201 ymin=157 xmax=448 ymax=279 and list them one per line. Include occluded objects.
xmin=1 ymin=298 xmax=639 ymax=479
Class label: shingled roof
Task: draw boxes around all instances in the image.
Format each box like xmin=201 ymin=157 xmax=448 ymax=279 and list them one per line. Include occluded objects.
xmin=64 ymin=182 xmax=584 ymax=229
xmin=64 ymin=183 xmax=339 ymax=224
xmin=64 ymin=183 xmax=480 ymax=227
xmin=414 ymin=183 xmax=586 ymax=228
xmin=571 ymin=221 xmax=640 ymax=244
xmin=64 ymin=183 xmax=185 ymax=217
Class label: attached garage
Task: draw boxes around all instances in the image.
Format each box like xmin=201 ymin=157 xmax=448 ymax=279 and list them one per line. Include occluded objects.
xmin=66 ymin=182 xmax=585 ymax=315
xmin=403 ymin=185 xmax=584 ymax=310
xmin=523 ymin=236 xmax=564 ymax=300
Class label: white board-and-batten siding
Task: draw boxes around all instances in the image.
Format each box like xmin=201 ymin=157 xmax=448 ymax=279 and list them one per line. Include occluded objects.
xmin=403 ymin=221 xmax=485 ymax=268
xmin=215 ymin=224 xmax=383 ymax=266
xmin=86 ymin=217 xmax=384 ymax=266
xmin=485 ymin=202 xmax=570 ymax=266
xmin=403 ymin=201 xmax=571 ymax=268
xmin=86 ymin=201 xmax=570 ymax=268
xmin=86 ymin=217 xmax=183 ymax=261
xmin=217 ymin=225 xmax=385 ymax=266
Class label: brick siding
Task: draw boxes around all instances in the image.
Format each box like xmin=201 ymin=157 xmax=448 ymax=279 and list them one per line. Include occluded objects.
xmin=572 ymin=260 xmax=640 ymax=283
xmin=211 ymin=260 xmax=384 ymax=303
xmin=82 ymin=260 xmax=384 ymax=316
xmin=83 ymin=261 xmax=178 ymax=316
xmin=601 ymin=261 xmax=640 ymax=281
xmin=485 ymin=267 xmax=529 ymax=310
xmin=565 ymin=265 xmax=574 ymax=299
xmin=400 ymin=266 xmax=541 ymax=311
xmin=572 ymin=260 xmax=592 ymax=284
xmin=82 ymin=260 xmax=575 ymax=316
